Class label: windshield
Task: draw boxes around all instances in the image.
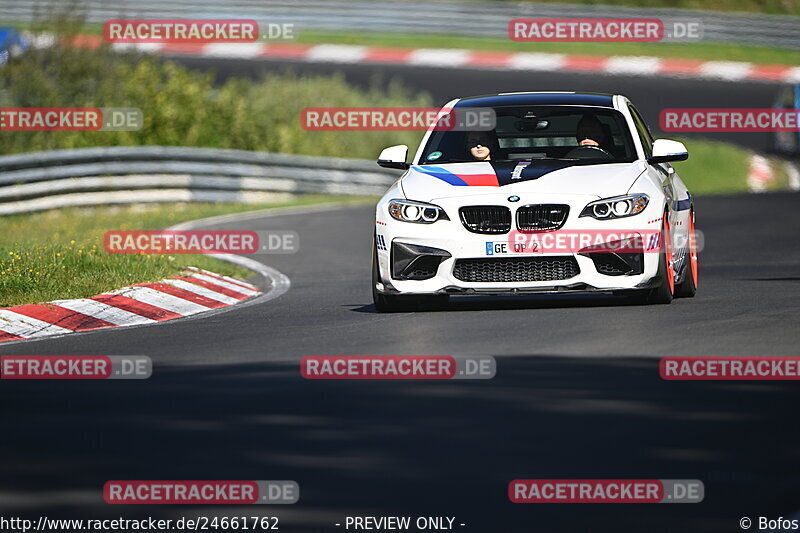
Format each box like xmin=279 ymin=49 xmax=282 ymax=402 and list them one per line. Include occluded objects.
xmin=419 ymin=105 xmax=637 ymax=165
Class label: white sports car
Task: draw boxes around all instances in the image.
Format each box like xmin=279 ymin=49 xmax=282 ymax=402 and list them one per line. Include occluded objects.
xmin=372 ymin=92 xmax=698 ymax=312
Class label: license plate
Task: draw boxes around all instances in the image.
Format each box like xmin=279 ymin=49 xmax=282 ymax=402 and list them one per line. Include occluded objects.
xmin=485 ymin=240 xmax=541 ymax=255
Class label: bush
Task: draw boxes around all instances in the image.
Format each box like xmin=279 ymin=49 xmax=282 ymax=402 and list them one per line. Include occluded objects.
xmin=0 ymin=38 xmax=430 ymax=158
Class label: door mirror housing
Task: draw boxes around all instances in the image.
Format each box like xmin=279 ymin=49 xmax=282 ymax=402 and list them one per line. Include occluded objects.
xmin=377 ymin=145 xmax=410 ymax=170
xmin=648 ymin=139 xmax=689 ymax=164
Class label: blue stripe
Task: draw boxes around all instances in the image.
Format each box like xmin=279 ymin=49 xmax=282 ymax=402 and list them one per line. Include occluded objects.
xmin=414 ymin=165 xmax=469 ymax=186
xmin=674 ymin=193 xmax=692 ymax=211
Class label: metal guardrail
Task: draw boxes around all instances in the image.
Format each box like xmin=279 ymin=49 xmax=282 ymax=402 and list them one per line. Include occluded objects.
xmin=4 ymin=0 xmax=800 ymax=50
xmin=0 ymin=146 xmax=398 ymax=215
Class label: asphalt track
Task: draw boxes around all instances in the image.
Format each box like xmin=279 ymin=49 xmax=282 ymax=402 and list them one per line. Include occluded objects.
xmin=2 ymin=191 xmax=800 ymax=532
xmin=1 ymin=59 xmax=799 ymax=531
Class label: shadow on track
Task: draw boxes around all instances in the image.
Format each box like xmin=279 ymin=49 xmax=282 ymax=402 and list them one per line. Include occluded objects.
xmin=2 ymin=356 xmax=799 ymax=532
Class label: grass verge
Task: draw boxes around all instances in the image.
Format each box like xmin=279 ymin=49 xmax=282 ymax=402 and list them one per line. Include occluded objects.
xmin=0 ymin=195 xmax=371 ymax=308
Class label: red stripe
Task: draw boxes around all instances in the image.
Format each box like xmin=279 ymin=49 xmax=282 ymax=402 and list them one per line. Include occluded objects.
xmin=185 ymin=270 xmax=256 ymax=292
xmin=10 ymin=304 xmax=116 ymax=331
xmin=658 ymin=58 xmax=705 ymax=76
xmin=160 ymin=43 xmax=206 ymax=55
xmin=363 ymin=47 xmax=413 ymax=63
xmin=90 ymin=294 xmax=181 ymax=321
xmin=172 ymin=277 xmax=250 ymax=300
xmin=261 ymin=43 xmax=314 ymax=58
xmin=459 ymin=173 xmax=500 ymax=187
xmin=0 ymin=330 xmax=24 ymax=343
xmin=468 ymin=51 xmax=513 ymax=68
xmin=137 ymin=282 xmax=226 ymax=308
xmin=747 ymin=65 xmax=792 ymax=81
xmin=562 ymin=55 xmax=607 ymax=71
xmin=71 ymin=34 xmax=103 ymax=49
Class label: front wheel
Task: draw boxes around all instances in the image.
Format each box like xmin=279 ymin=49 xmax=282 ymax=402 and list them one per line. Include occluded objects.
xmin=674 ymin=208 xmax=698 ymax=298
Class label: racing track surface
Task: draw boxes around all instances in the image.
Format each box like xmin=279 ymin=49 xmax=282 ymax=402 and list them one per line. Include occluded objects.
xmin=2 ymin=193 xmax=800 ymax=532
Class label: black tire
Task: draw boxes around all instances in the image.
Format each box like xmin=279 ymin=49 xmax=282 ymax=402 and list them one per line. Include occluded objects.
xmin=372 ymin=239 xmax=448 ymax=312
xmin=674 ymin=209 xmax=698 ymax=298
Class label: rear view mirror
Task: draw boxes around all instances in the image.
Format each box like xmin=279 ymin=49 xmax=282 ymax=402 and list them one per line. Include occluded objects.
xmin=648 ymin=139 xmax=689 ymax=164
xmin=377 ymin=145 xmax=410 ymax=170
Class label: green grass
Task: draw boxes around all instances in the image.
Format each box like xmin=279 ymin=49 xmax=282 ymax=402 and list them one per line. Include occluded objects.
xmin=671 ymin=137 xmax=790 ymax=194
xmin=672 ymin=137 xmax=751 ymax=194
xmin=298 ymin=30 xmax=800 ymax=66
xmin=0 ymin=196 xmax=370 ymax=308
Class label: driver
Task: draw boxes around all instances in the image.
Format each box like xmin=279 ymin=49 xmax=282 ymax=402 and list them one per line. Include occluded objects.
xmin=466 ymin=131 xmax=495 ymax=161
xmin=575 ymin=114 xmax=608 ymax=149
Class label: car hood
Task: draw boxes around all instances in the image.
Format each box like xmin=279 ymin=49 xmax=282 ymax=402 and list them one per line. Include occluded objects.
xmin=401 ymin=160 xmax=647 ymax=202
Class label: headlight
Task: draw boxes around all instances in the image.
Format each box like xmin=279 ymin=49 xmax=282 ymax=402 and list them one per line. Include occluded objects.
xmin=388 ymin=199 xmax=449 ymax=224
xmin=580 ymin=194 xmax=649 ymax=220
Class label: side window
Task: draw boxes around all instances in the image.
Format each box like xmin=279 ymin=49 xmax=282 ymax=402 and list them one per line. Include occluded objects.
xmin=628 ymin=104 xmax=654 ymax=158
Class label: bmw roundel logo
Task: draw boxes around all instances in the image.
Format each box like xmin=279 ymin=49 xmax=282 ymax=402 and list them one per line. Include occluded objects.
xmin=508 ymin=195 xmax=520 ymax=202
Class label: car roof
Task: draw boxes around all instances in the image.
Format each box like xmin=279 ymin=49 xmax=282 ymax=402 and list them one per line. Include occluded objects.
xmin=454 ymin=92 xmax=616 ymax=108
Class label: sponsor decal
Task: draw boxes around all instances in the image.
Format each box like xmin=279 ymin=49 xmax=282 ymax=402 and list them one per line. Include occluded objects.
xmin=511 ymin=162 xmax=531 ymax=179
xmin=376 ymin=234 xmax=388 ymax=252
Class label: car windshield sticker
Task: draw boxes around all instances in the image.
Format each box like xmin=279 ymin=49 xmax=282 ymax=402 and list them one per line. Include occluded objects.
xmin=427 ymin=151 xmax=442 ymax=161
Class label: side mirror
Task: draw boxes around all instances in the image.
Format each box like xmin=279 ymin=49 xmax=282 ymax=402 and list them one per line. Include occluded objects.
xmin=377 ymin=145 xmax=410 ymax=170
xmin=648 ymin=139 xmax=688 ymax=164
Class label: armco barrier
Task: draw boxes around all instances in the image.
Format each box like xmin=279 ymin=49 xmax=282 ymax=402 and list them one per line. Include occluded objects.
xmin=0 ymin=146 xmax=399 ymax=215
